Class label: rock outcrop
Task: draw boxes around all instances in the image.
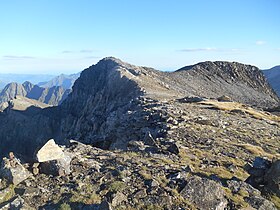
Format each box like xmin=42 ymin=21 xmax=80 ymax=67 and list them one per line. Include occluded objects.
xmin=0 ymin=154 xmax=31 ymax=185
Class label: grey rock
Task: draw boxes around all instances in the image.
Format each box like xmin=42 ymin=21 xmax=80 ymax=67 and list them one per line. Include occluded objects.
xmin=245 ymin=195 xmax=277 ymax=210
xmin=36 ymin=139 xmax=64 ymax=162
xmin=0 ymin=157 xmax=31 ymax=186
xmin=217 ymin=95 xmax=232 ymax=102
xmin=180 ymin=175 xmax=228 ymax=210
xmin=40 ymin=153 xmax=72 ymax=176
xmin=227 ymin=180 xmax=261 ymax=196
xmin=177 ymin=96 xmax=205 ymax=103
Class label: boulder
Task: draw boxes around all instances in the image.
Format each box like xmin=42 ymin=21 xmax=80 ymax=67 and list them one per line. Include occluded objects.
xmin=40 ymin=152 xmax=72 ymax=176
xmin=217 ymin=95 xmax=232 ymax=102
xmin=35 ymin=139 xmax=72 ymax=176
xmin=177 ymin=96 xmax=205 ymax=103
xmin=36 ymin=139 xmax=64 ymax=162
xmin=0 ymin=156 xmax=31 ymax=185
xmin=180 ymin=175 xmax=228 ymax=210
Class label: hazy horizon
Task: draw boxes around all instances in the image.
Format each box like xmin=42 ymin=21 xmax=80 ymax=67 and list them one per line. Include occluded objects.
xmin=0 ymin=0 xmax=279 ymax=74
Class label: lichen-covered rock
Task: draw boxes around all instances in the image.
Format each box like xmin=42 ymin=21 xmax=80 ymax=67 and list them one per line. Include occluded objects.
xmin=0 ymin=156 xmax=31 ymax=186
xmin=180 ymin=175 xmax=228 ymax=210
xmin=0 ymin=195 xmax=34 ymax=210
xmin=245 ymin=195 xmax=277 ymax=210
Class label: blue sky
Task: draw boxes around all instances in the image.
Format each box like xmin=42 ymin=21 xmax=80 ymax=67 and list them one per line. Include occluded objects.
xmin=0 ymin=0 xmax=279 ymax=74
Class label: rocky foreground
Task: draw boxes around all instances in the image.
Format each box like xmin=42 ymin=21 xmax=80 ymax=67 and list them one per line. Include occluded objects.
xmin=0 ymin=97 xmax=279 ymax=209
xmin=0 ymin=57 xmax=279 ymax=209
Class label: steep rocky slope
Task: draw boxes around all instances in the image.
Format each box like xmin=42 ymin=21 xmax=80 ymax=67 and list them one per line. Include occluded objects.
xmin=172 ymin=61 xmax=279 ymax=108
xmin=38 ymin=73 xmax=80 ymax=89
xmin=0 ymin=57 xmax=279 ymax=209
xmin=263 ymin=65 xmax=280 ymax=97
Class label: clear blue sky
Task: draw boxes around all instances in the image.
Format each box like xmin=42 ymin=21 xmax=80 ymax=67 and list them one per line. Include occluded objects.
xmin=0 ymin=0 xmax=279 ymax=74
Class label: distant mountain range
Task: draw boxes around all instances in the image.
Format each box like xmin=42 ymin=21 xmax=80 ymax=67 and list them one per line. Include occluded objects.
xmin=263 ymin=66 xmax=280 ymax=97
xmin=0 ymin=74 xmax=55 ymax=89
xmin=0 ymin=72 xmax=80 ymax=90
xmin=37 ymin=72 xmax=80 ymax=89
xmin=0 ymin=81 xmax=70 ymax=110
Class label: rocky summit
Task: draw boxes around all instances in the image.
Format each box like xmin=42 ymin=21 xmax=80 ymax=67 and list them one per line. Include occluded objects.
xmin=0 ymin=57 xmax=279 ymax=209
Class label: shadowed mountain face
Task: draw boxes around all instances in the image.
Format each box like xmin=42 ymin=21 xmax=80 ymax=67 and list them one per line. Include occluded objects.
xmin=0 ymin=81 xmax=70 ymax=108
xmin=0 ymin=57 xmax=279 ymax=159
xmin=263 ymin=65 xmax=280 ymax=97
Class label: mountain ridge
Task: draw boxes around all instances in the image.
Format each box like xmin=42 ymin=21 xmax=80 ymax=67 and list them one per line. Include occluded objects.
xmin=0 ymin=57 xmax=278 ymax=159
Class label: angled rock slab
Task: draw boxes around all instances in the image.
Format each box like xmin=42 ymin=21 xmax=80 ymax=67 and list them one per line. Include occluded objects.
xmin=36 ymin=139 xmax=64 ymax=162
xmin=36 ymin=139 xmax=72 ymax=176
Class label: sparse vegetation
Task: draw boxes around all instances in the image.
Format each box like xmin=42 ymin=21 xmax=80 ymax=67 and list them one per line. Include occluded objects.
xmin=58 ymin=203 xmax=71 ymax=210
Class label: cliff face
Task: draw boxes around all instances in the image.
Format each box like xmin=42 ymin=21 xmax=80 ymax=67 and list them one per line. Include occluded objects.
xmin=0 ymin=57 xmax=279 ymax=159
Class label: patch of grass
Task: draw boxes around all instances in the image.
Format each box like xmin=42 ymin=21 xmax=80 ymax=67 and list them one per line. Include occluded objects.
xmin=200 ymin=100 xmax=280 ymax=122
xmin=223 ymin=187 xmax=249 ymax=208
xmin=236 ymin=143 xmax=276 ymax=159
xmin=107 ymin=181 xmax=126 ymax=192
xmin=270 ymin=194 xmax=280 ymax=209
xmin=70 ymin=192 xmax=101 ymax=205
xmin=139 ymin=170 xmax=153 ymax=180
xmin=155 ymin=175 xmax=169 ymax=187
xmin=0 ymin=184 xmax=15 ymax=203
xmin=170 ymin=189 xmax=197 ymax=209
xmin=58 ymin=203 xmax=71 ymax=210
